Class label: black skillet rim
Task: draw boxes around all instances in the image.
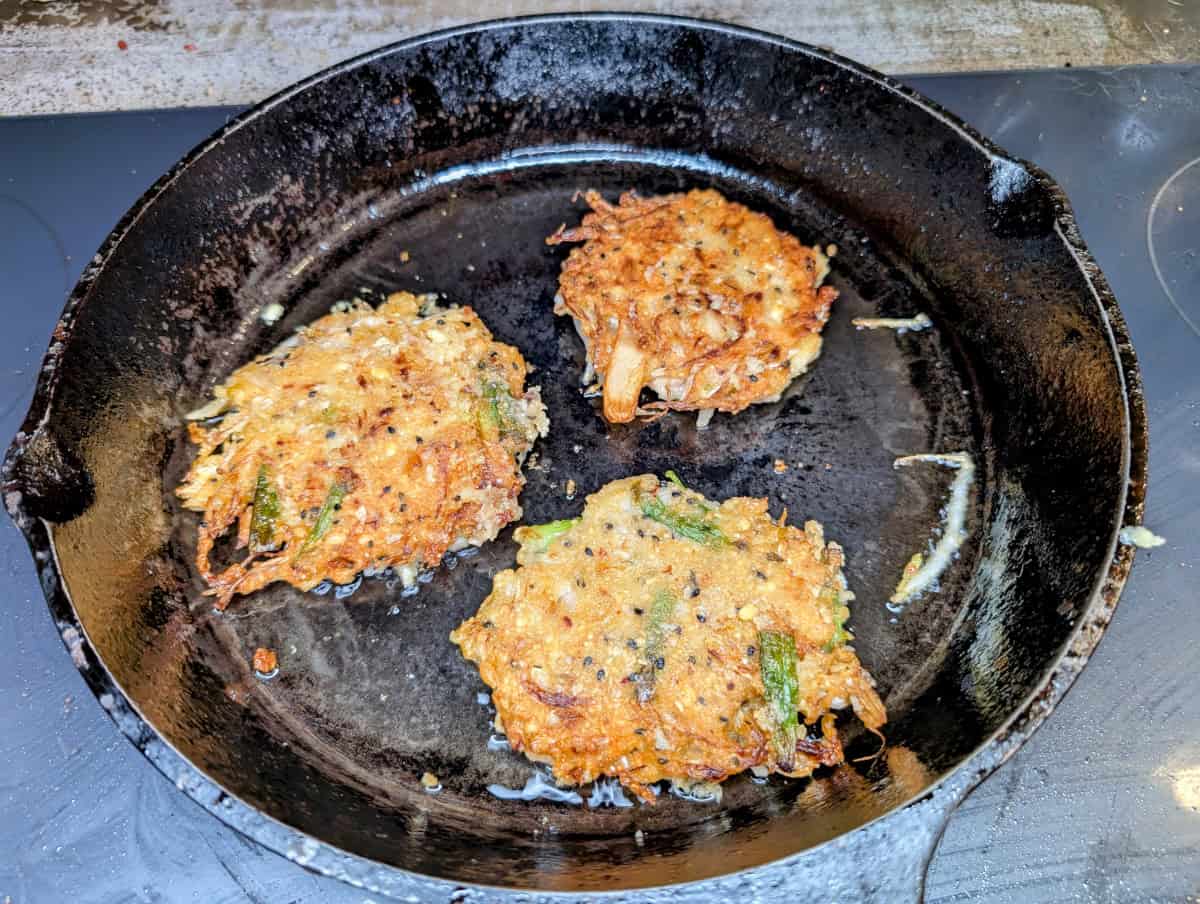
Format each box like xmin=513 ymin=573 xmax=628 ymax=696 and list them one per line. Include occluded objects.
xmin=2 ymin=12 xmax=1148 ymax=898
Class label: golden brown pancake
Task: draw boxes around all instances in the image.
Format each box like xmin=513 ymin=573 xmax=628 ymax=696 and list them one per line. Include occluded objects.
xmin=177 ymin=292 xmax=547 ymax=608
xmin=547 ymin=189 xmax=837 ymax=424
xmin=451 ymin=474 xmax=884 ymax=802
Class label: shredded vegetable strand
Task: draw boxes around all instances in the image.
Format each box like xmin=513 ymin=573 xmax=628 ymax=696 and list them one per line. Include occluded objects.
xmin=890 ymin=452 xmax=975 ymax=604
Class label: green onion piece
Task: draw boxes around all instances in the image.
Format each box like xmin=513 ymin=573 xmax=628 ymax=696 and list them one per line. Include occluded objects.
xmin=635 ymin=589 xmax=677 ymax=703
xmin=250 ymin=465 xmax=281 ymax=550
xmin=478 ymin=380 xmax=522 ymax=440
xmin=295 ymin=481 xmax=348 ymax=559
xmin=664 ymin=469 xmax=685 ymax=489
xmin=824 ymin=621 xmax=848 ymax=653
xmin=639 ymin=495 xmax=728 ymax=547
xmin=822 ymin=587 xmax=851 ymax=653
xmin=759 ymin=630 xmax=801 ymax=770
xmin=645 ymin=589 xmax=676 ymax=661
xmin=519 ymin=517 xmax=580 ymax=554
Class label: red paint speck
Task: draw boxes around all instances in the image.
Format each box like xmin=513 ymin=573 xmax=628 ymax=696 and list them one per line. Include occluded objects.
xmin=183 ymin=43 xmax=197 ymax=52
xmin=117 ymin=40 xmax=128 ymax=51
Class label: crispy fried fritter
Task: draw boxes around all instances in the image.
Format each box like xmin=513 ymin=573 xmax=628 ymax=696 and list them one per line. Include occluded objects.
xmin=177 ymin=292 xmax=547 ymax=608
xmin=451 ymin=474 xmax=885 ymax=802
xmin=547 ymin=189 xmax=837 ymax=423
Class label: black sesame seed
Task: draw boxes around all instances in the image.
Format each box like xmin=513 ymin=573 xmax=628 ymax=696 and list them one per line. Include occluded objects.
xmin=746 ymin=645 xmax=757 ymax=657
xmin=696 ymin=613 xmax=706 ymax=622
xmin=584 ymin=547 xmax=593 ymax=557
xmin=386 ymin=425 xmax=396 ymax=434
xmin=415 ymin=435 xmax=423 ymax=443
xmin=658 ymin=758 xmax=668 ymax=765
xmin=576 ymin=577 xmax=587 ymax=588
xmin=583 ymin=656 xmax=593 ymax=666
xmin=399 ymin=503 xmax=408 ymax=512
xmin=654 ymin=657 xmax=665 ymax=670
xmin=688 ymin=655 xmax=697 ymax=665
xmin=382 ymin=485 xmax=392 ymax=494
xmin=633 ymin=607 xmax=644 ymax=616
xmin=605 ymin=522 xmax=614 ymax=530
xmin=627 ymin=639 xmax=638 ymax=649
xmin=634 ymin=727 xmax=646 ymax=735
xmin=596 ymin=669 xmax=606 ymax=680
xmin=697 ymin=696 xmax=706 ymax=705
xmin=483 ymin=620 xmax=495 ymax=629
xmin=325 ymin=430 xmax=336 ymax=439
xmin=754 ymin=570 xmax=767 ymax=581
xmin=749 ymin=374 xmax=758 ymax=383
xmin=308 ymin=389 xmax=318 ymax=398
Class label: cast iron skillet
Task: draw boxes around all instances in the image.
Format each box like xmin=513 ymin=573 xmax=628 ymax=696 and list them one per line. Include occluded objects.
xmin=3 ymin=14 xmax=1146 ymax=902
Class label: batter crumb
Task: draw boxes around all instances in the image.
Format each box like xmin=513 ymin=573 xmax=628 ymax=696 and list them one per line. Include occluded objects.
xmin=252 ymin=647 xmax=277 ymax=675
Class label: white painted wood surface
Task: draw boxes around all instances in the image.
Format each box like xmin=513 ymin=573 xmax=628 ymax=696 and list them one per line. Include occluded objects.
xmin=0 ymin=0 xmax=1195 ymax=115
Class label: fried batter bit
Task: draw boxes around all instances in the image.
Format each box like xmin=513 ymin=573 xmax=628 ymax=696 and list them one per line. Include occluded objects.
xmin=547 ymin=189 xmax=837 ymax=423
xmin=177 ymin=292 xmax=547 ymax=608
xmin=451 ymin=474 xmax=885 ymax=802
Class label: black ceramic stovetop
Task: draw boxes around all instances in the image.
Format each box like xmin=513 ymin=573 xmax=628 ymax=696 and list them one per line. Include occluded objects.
xmin=2 ymin=65 xmax=1198 ymax=903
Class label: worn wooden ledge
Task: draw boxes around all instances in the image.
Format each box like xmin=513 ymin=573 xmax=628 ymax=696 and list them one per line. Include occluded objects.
xmin=0 ymin=0 xmax=1196 ymax=116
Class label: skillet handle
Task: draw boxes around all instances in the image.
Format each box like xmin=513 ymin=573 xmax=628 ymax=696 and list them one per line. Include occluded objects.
xmin=3 ymin=423 xmax=95 ymax=524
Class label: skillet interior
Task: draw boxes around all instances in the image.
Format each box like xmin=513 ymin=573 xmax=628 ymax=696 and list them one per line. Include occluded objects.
xmin=7 ymin=16 xmax=1137 ymax=892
